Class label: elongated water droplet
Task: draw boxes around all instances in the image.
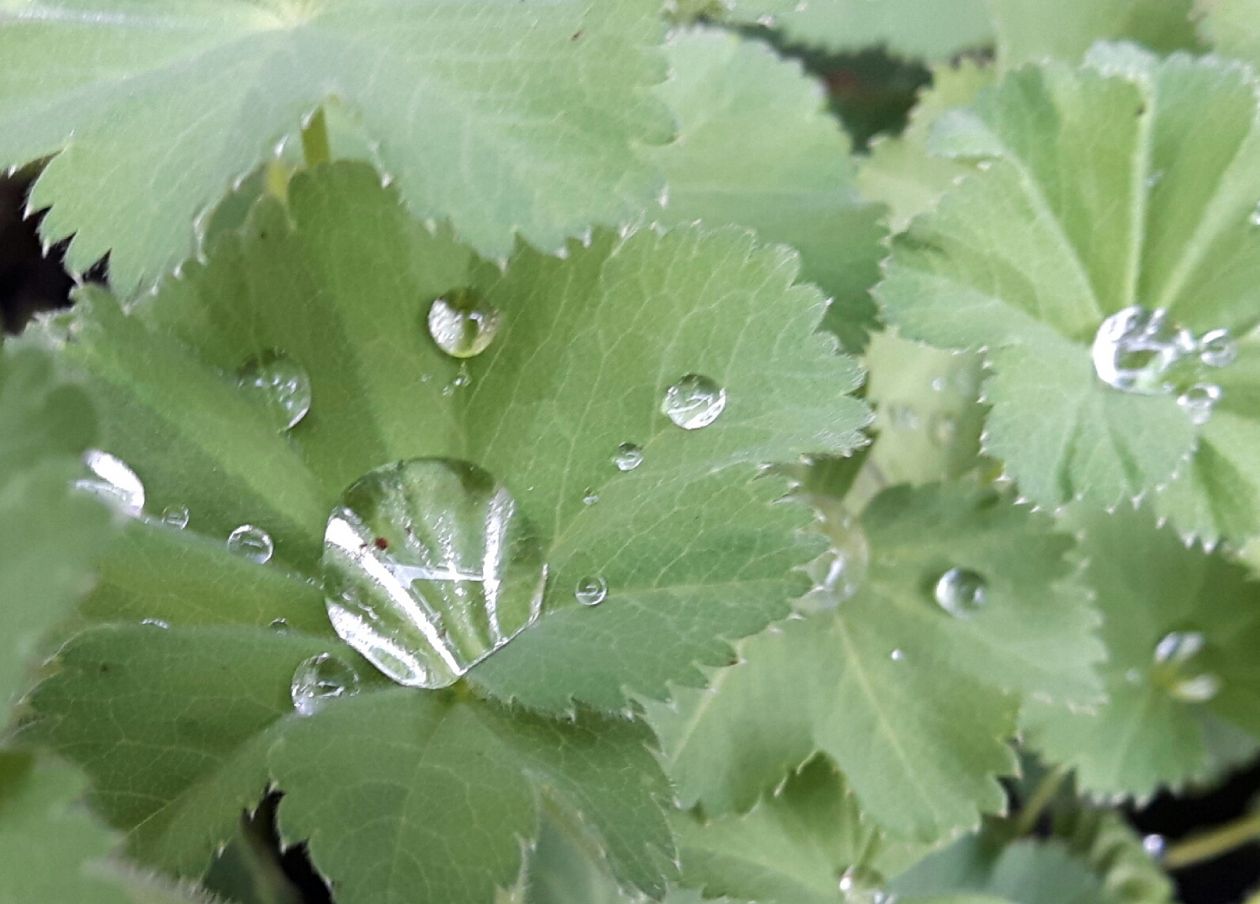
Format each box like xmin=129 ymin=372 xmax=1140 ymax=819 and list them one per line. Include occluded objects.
xmin=269 ymin=618 xmax=290 ymax=632
xmin=662 ymin=374 xmax=726 ymax=430
xmin=1178 ymin=383 xmax=1221 ymax=426
xmin=1092 ymin=306 xmax=1196 ymax=394
xmin=575 ymin=575 xmax=608 ymax=607
xmin=237 ymin=351 xmax=312 ymax=432
xmin=801 ymin=506 xmax=869 ymax=612
xmin=322 ymin=458 xmax=547 ymax=689
xmin=1250 ymin=203 xmax=1260 ymax=227
xmin=227 ymin=524 xmax=274 ymax=564
xmin=161 ymin=504 xmax=190 ymax=529
xmin=140 ymin=618 xmax=170 ymax=630
xmin=1198 ymin=328 xmax=1237 ymax=369
xmin=290 ymin=653 xmax=360 ymax=716
xmin=1169 ymin=673 xmax=1221 ymax=703
xmin=76 ymin=450 xmax=145 ymax=516
xmin=933 ymin=567 xmax=987 ymax=617
xmin=427 ymin=289 xmax=501 ymax=359
xmin=613 ymin=442 xmax=644 ymax=472
xmin=582 ymin=488 xmax=600 ymax=506
xmin=1153 ymin=630 xmax=1219 ymax=703
xmin=442 ymin=362 xmax=472 ymax=397
xmin=1155 ymin=630 xmax=1205 ymax=664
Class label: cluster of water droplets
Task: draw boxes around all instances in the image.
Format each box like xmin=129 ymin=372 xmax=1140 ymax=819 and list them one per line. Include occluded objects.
xmin=1151 ymin=629 xmax=1220 ymax=703
xmin=1091 ymin=306 xmax=1237 ymax=425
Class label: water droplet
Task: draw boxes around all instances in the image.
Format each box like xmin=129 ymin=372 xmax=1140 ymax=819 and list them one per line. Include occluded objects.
xmin=1153 ymin=630 xmax=1219 ymax=703
xmin=662 ymin=374 xmax=727 ymax=430
xmin=269 ymin=618 xmax=290 ymax=632
xmin=1198 ymin=328 xmax=1237 ymax=369
xmin=612 ymin=442 xmax=644 ymax=472
xmin=575 ymin=575 xmax=608 ymax=607
xmin=1092 ymin=306 xmax=1196 ymax=395
xmin=236 ymin=351 xmax=312 ymax=432
xmin=1142 ymin=834 xmax=1167 ymax=860
xmin=890 ymin=648 xmax=905 ymax=662
xmin=1250 ymin=203 xmax=1260 ymax=227
xmin=322 ymin=458 xmax=547 ymax=689
xmin=442 ymin=362 xmax=472 ymax=397
xmin=290 ymin=653 xmax=360 ymax=716
xmin=1177 ymin=383 xmax=1221 ymax=426
xmin=801 ymin=507 xmax=870 ymax=612
xmin=933 ymin=567 xmax=987 ymax=618
xmin=1169 ymin=673 xmax=1221 ymax=703
xmin=838 ymin=867 xmax=892 ymax=903
xmin=1145 ymin=169 xmax=1165 ymax=188
xmin=161 ymin=504 xmax=190 ymax=529
xmin=76 ymin=450 xmax=145 ymax=517
xmin=140 ymin=618 xmax=170 ymax=630
xmin=1155 ymin=630 xmax=1205 ymax=664
xmin=426 ymin=289 xmax=501 ymax=359
xmin=930 ymin=376 xmax=947 ymax=392
xmin=929 ymin=413 xmax=958 ymax=446
xmin=227 ymin=524 xmax=274 ymax=564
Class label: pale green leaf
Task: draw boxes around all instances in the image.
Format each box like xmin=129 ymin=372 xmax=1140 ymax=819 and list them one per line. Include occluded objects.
xmin=1022 ymin=504 xmax=1260 ymax=798
xmin=0 ymin=0 xmax=672 ymax=289
xmin=1052 ymin=809 xmax=1176 ymax=904
xmin=877 ymin=54 xmax=1260 ymax=513
xmin=648 ymin=28 xmax=885 ymax=350
xmin=645 ymin=482 xmax=1100 ymax=841
xmin=989 ymin=0 xmax=1201 ymax=68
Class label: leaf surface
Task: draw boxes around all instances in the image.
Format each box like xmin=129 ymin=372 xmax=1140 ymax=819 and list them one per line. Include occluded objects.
xmin=989 ymin=0 xmax=1200 ymax=67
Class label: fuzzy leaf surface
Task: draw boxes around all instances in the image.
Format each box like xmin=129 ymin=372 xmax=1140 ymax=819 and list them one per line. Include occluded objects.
xmin=0 ymin=0 xmax=672 ymax=289
xmin=877 ymin=54 xmax=1260 ymax=515
xmin=989 ymin=0 xmax=1200 ymax=67
xmin=645 ymin=482 xmax=1100 ymax=841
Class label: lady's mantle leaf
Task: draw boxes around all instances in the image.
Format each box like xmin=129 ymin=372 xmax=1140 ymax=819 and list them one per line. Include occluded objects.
xmin=0 ymin=0 xmax=672 ymax=290
xmin=989 ymin=0 xmax=1201 ymax=68
xmin=877 ymin=53 xmax=1260 ymax=518
xmin=644 ymin=482 xmax=1101 ymax=842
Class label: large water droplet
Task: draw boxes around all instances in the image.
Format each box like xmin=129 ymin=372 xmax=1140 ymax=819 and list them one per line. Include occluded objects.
xmin=933 ymin=567 xmax=987 ymax=618
xmin=612 ymin=442 xmax=644 ymax=472
xmin=227 ymin=524 xmax=274 ymax=564
xmin=1092 ymin=306 xmax=1196 ymax=395
xmin=575 ymin=575 xmax=608 ymax=607
xmin=929 ymin=412 xmax=958 ymax=446
xmin=237 ymin=351 xmax=312 ymax=432
xmin=426 ymin=289 xmax=501 ymax=359
xmin=76 ymin=450 xmax=145 ymax=516
xmin=161 ymin=504 xmax=190 ymax=529
xmin=322 ymin=458 xmax=547 ymax=689
xmin=838 ymin=867 xmax=893 ymax=904
xmin=1177 ymin=383 xmax=1221 ymax=426
xmin=662 ymin=374 xmax=727 ymax=430
xmin=1198 ymin=329 xmax=1237 ymax=369
xmin=290 ymin=653 xmax=360 ymax=716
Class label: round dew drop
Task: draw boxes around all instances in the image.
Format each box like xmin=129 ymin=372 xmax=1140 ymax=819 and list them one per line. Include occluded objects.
xmin=1142 ymin=834 xmax=1167 ymax=861
xmin=427 ymin=289 xmax=502 ymax=359
xmin=236 ymin=350 xmax=312 ymax=432
xmin=76 ymin=449 xmax=145 ymax=517
xmin=662 ymin=374 xmax=726 ymax=430
xmin=612 ymin=442 xmax=644 ymax=472
xmin=575 ymin=575 xmax=608 ymax=607
xmin=933 ymin=567 xmax=987 ymax=618
xmin=227 ymin=524 xmax=274 ymax=564
xmin=160 ymin=504 xmax=190 ymax=530
xmin=1177 ymin=383 xmax=1221 ymax=426
xmin=290 ymin=653 xmax=360 ymax=717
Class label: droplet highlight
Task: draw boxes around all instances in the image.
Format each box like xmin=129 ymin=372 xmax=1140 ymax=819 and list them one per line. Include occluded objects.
xmin=227 ymin=524 xmax=274 ymax=564
xmin=290 ymin=653 xmax=360 ymax=716
xmin=1177 ymin=383 xmax=1221 ymax=426
xmin=426 ymin=289 xmax=501 ymax=359
xmin=1091 ymin=306 xmax=1196 ymax=395
xmin=1152 ymin=630 xmax=1220 ymax=704
xmin=236 ymin=351 xmax=312 ymax=432
xmin=575 ymin=575 xmax=608 ymax=607
xmin=933 ymin=567 xmax=987 ymax=618
xmin=1198 ymin=329 xmax=1237 ymax=369
xmin=322 ymin=458 xmax=547 ymax=689
xmin=613 ymin=442 xmax=644 ymax=472
xmin=662 ymin=374 xmax=726 ymax=430
xmin=160 ymin=504 xmax=190 ymax=530
xmin=801 ymin=504 xmax=870 ymax=612
xmin=76 ymin=450 xmax=145 ymax=517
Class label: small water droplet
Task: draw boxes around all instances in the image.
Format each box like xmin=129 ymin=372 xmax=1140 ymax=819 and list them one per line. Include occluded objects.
xmin=1155 ymin=630 xmax=1205 ymax=664
xmin=837 ymin=867 xmax=891 ymax=903
xmin=1092 ymin=306 xmax=1196 ymax=395
xmin=582 ymin=488 xmax=600 ymax=506
xmin=76 ymin=450 xmax=145 ymax=517
xmin=930 ymin=376 xmax=947 ymax=392
xmin=322 ymin=458 xmax=547 ymax=689
xmin=1178 ymin=383 xmax=1221 ymax=426
xmin=1153 ymin=630 xmax=1219 ymax=703
xmin=290 ymin=653 xmax=360 ymax=716
xmin=890 ymin=648 xmax=905 ymax=662
xmin=933 ymin=567 xmax=987 ymax=618
xmin=801 ymin=507 xmax=870 ymax=612
xmin=612 ymin=442 xmax=644 ymax=472
xmin=442 ymin=362 xmax=472 ymax=397
xmin=426 ymin=289 xmax=501 ymax=359
xmin=161 ymin=504 xmax=190 ymax=529
xmin=236 ymin=351 xmax=312 ymax=432
xmin=227 ymin=524 xmax=274 ymax=564
xmin=1198 ymin=328 xmax=1237 ymax=369
xmin=662 ymin=374 xmax=726 ymax=430
xmin=1169 ymin=673 xmax=1221 ymax=703
xmin=575 ymin=575 xmax=608 ymax=607
xmin=269 ymin=618 xmax=290 ymax=632
xmin=1142 ymin=834 xmax=1167 ymax=860
xmin=140 ymin=618 xmax=170 ymax=630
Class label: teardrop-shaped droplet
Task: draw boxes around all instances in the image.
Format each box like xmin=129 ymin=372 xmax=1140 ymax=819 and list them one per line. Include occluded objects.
xmin=161 ymin=504 xmax=190 ymax=529
xmin=76 ymin=450 xmax=145 ymax=517
xmin=1177 ymin=383 xmax=1221 ymax=426
xmin=662 ymin=374 xmax=727 ymax=430
xmin=1092 ymin=306 xmax=1196 ymax=395
xmin=613 ymin=442 xmax=644 ymax=472
xmin=575 ymin=575 xmax=608 ymax=607
xmin=322 ymin=458 xmax=547 ymax=689
xmin=1198 ymin=329 xmax=1237 ymax=369
xmin=227 ymin=524 xmax=274 ymax=564
xmin=290 ymin=653 xmax=360 ymax=716
xmin=426 ymin=289 xmax=501 ymax=359
xmin=236 ymin=351 xmax=312 ymax=432
xmin=933 ymin=567 xmax=987 ymax=618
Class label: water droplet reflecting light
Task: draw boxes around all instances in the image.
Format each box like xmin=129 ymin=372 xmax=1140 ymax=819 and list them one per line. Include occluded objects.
xmin=933 ymin=567 xmax=987 ymax=618
xmin=290 ymin=653 xmax=360 ymax=716
xmin=227 ymin=524 xmax=274 ymax=564
xmin=426 ymin=289 xmax=501 ymax=359
xmin=1177 ymin=383 xmax=1221 ymax=426
xmin=237 ymin=351 xmax=312 ymax=432
xmin=76 ymin=450 xmax=145 ymax=517
xmin=575 ymin=575 xmax=608 ymax=607
xmin=662 ymin=374 xmax=726 ymax=430
xmin=1092 ymin=306 xmax=1196 ymax=395
xmin=613 ymin=442 xmax=644 ymax=472
xmin=161 ymin=504 xmax=190 ymax=529
xmin=1198 ymin=329 xmax=1237 ymax=369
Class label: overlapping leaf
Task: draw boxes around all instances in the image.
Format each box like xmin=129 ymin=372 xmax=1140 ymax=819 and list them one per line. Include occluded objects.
xmin=645 ymin=482 xmax=1100 ymax=842
xmin=877 ymin=52 xmax=1260 ymax=524
xmin=1022 ymin=504 xmax=1260 ymax=799
xmin=989 ymin=0 xmax=1201 ymax=67
xmin=0 ymin=0 xmax=673 ymax=290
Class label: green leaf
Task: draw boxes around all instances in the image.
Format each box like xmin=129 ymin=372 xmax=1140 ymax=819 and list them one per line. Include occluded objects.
xmin=0 ymin=0 xmax=672 ymax=290
xmin=645 ymin=482 xmax=1100 ymax=842
xmin=0 ymin=346 xmax=112 ymax=710
xmin=1052 ymin=809 xmax=1176 ymax=904
xmin=720 ymin=0 xmax=994 ymax=60
xmin=1021 ymin=504 xmax=1260 ymax=798
xmin=877 ymin=53 xmax=1260 ymax=514
xmin=1199 ymin=0 xmax=1260 ymax=60
xmin=648 ymin=28 xmax=885 ymax=351
xmin=989 ymin=0 xmax=1201 ymax=68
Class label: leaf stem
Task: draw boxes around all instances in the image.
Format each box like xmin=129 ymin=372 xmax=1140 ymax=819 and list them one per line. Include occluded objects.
xmin=264 ymin=159 xmax=290 ymax=203
xmin=300 ymin=107 xmax=331 ymax=168
xmin=1013 ymin=765 xmax=1068 ymax=836
xmin=1163 ymin=812 xmax=1260 ymax=870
